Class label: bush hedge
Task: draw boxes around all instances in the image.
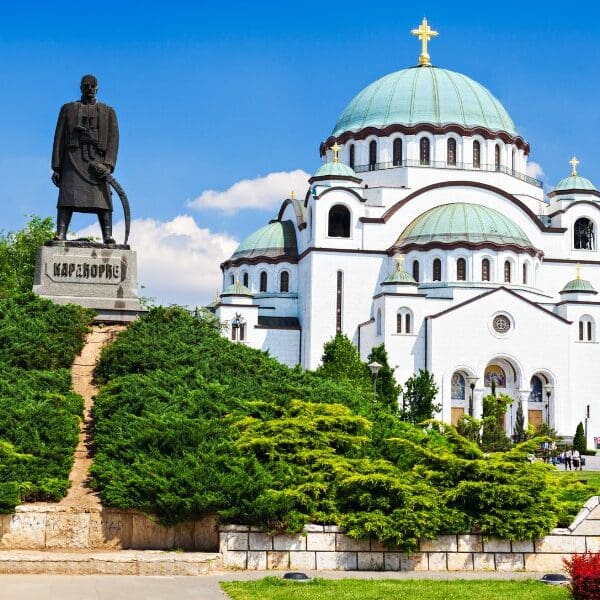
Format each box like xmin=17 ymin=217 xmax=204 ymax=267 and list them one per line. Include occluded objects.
xmin=91 ymin=307 xmax=595 ymax=550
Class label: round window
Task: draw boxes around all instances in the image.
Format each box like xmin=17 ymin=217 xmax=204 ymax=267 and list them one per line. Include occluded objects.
xmin=493 ymin=315 xmax=511 ymax=334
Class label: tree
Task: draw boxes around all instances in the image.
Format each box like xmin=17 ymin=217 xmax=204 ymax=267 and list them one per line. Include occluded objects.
xmin=481 ymin=392 xmax=512 ymax=452
xmin=513 ymin=401 xmax=526 ymax=443
xmin=318 ymin=334 xmax=371 ymax=390
xmin=0 ymin=216 xmax=54 ymax=297
xmin=366 ymin=344 xmax=400 ymax=413
xmin=574 ymin=421 xmax=587 ymax=454
xmin=401 ymin=369 xmax=440 ymax=423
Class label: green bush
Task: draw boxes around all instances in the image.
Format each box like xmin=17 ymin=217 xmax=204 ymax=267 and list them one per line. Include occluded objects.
xmin=90 ymin=307 xmax=594 ymax=550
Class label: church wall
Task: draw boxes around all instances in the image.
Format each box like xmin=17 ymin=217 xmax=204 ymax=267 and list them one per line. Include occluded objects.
xmin=252 ymin=327 xmax=301 ymax=368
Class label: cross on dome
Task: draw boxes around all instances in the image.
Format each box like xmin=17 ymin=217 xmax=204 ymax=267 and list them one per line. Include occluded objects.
xmin=290 ymin=190 xmax=296 ymax=200
xmin=331 ymin=142 xmax=341 ymax=163
xmin=576 ymin=263 xmax=582 ymax=280
xmin=570 ymin=156 xmax=580 ymax=176
xmin=411 ymin=17 xmax=438 ymax=66
xmin=396 ymin=254 xmax=404 ymax=271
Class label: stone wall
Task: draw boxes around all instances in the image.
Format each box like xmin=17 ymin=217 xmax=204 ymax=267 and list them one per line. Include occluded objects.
xmin=219 ymin=496 xmax=600 ymax=572
xmin=0 ymin=505 xmax=218 ymax=551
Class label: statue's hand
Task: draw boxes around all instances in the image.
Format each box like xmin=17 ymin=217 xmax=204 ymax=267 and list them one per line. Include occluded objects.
xmin=91 ymin=162 xmax=110 ymax=179
xmin=51 ymin=171 xmax=60 ymax=186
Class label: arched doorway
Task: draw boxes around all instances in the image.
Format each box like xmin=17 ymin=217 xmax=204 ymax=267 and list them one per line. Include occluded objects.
xmin=528 ymin=371 xmax=554 ymax=431
xmin=484 ymin=357 xmax=521 ymax=435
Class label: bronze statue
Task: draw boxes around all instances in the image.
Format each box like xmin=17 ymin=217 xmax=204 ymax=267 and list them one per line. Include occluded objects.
xmin=51 ymin=75 xmax=121 ymax=244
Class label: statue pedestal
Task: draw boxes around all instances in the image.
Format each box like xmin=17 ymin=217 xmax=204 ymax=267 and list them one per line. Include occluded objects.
xmin=33 ymin=242 xmax=144 ymax=322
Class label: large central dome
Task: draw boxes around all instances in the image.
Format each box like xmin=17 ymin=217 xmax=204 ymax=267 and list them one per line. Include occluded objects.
xmin=332 ymin=66 xmax=516 ymax=137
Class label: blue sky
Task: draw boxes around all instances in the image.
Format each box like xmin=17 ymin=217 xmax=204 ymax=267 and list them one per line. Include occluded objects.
xmin=1 ymin=1 xmax=600 ymax=304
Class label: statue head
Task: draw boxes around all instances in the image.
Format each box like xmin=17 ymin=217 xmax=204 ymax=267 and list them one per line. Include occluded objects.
xmin=80 ymin=75 xmax=98 ymax=104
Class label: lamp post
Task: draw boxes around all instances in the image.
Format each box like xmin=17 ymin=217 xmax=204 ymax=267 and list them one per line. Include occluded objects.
xmin=367 ymin=361 xmax=383 ymax=401
xmin=467 ymin=376 xmax=479 ymax=417
xmin=543 ymin=384 xmax=554 ymax=427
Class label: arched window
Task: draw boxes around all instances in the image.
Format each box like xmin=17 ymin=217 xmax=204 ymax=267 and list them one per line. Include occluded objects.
xmin=574 ymin=218 xmax=595 ymax=250
xmin=433 ymin=258 xmax=442 ymax=282
xmin=579 ymin=315 xmax=595 ymax=341
xmin=231 ymin=314 xmax=245 ymax=342
xmin=451 ymin=372 xmax=466 ymax=400
xmin=529 ymin=375 xmax=543 ymax=402
xmin=412 ymin=259 xmax=420 ymax=282
xmin=393 ymin=138 xmax=403 ymax=166
xmin=457 ymin=258 xmax=466 ymax=281
xmin=280 ymin=270 xmax=289 ymax=292
xmin=328 ymin=204 xmax=351 ymax=237
xmin=481 ymin=258 xmax=491 ymax=282
xmin=495 ymin=144 xmax=501 ymax=171
xmin=376 ymin=308 xmax=382 ymax=336
xmin=336 ymin=270 xmax=343 ymax=334
xmin=259 ymin=271 xmax=268 ymax=292
xmin=504 ymin=260 xmax=512 ymax=283
xmin=349 ymin=144 xmax=355 ymax=169
xmin=512 ymin=149 xmax=516 ymax=172
xmin=522 ymin=263 xmax=528 ymax=285
xmin=242 ymin=272 xmax=249 ymax=287
xmin=473 ymin=140 xmax=481 ymax=168
xmin=229 ymin=274 xmax=235 ymax=285
xmin=447 ymin=138 xmax=457 ymax=166
xmin=420 ymin=138 xmax=430 ymax=165
xmin=369 ymin=140 xmax=377 ymax=171
xmin=397 ymin=307 xmax=413 ymax=334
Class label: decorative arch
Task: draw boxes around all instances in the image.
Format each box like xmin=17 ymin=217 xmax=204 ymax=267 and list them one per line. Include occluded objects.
xmin=393 ymin=137 xmax=403 ymax=166
xmin=579 ymin=314 xmax=595 ymax=342
xmin=432 ymin=257 xmax=442 ymax=281
xmin=574 ymin=217 xmax=596 ymax=250
xmin=419 ymin=136 xmax=431 ymax=165
xmin=396 ymin=307 xmax=414 ymax=334
xmin=447 ymin=138 xmax=457 ymax=166
xmin=279 ymin=269 xmax=290 ymax=293
xmin=259 ymin=270 xmax=268 ymax=292
xmin=456 ymin=257 xmax=467 ymax=281
xmin=369 ymin=139 xmax=377 ymax=170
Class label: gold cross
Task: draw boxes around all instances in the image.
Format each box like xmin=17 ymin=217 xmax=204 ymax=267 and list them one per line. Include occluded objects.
xmin=576 ymin=263 xmax=582 ymax=280
xmin=411 ymin=17 xmax=438 ymax=66
xmin=396 ymin=255 xmax=404 ymax=271
xmin=331 ymin=142 xmax=341 ymax=163
xmin=290 ymin=190 xmax=296 ymax=200
xmin=570 ymin=156 xmax=579 ymax=177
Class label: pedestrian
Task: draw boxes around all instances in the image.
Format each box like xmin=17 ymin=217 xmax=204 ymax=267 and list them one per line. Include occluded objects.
xmin=573 ymin=449 xmax=581 ymax=471
xmin=565 ymin=448 xmax=572 ymax=470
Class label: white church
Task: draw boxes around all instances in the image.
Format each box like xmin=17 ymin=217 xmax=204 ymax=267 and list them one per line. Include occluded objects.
xmin=215 ymin=19 xmax=600 ymax=446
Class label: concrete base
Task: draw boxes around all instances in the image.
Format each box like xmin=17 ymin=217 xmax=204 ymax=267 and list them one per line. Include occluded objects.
xmin=33 ymin=242 xmax=144 ymax=322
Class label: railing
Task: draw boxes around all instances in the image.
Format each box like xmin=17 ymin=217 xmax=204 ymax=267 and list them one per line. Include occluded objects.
xmin=353 ymin=159 xmax=543 ymax=188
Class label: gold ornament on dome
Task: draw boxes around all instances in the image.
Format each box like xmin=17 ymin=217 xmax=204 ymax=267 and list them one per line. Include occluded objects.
xmin=331 ymin=142 xmax=341 ymax=163
xmin=570 ymin=156 xmax=579 ymax=177
xmin=411 ymin=17 xmax=439 ymax=66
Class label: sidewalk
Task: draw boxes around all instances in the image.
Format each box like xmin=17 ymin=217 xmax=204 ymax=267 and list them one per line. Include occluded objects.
xmin=0 ymin=570 xmax=546 ymax=600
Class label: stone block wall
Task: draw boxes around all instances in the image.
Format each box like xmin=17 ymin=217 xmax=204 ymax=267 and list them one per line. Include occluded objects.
xmin=0 ymin=505 xmax=218 ymax=551
xmin=219 ymin=496 xmax=600 ymax=572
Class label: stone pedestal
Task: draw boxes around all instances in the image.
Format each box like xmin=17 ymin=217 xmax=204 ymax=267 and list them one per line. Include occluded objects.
xmin=33 ymin=242 xmax=143 ymax=322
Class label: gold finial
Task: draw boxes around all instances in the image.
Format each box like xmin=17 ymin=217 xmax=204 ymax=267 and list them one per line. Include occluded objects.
xmin=576 ymin=263 xmax=582 ymax=280
xmin=411 ymin=17 xmax=439 ymax=66
xmin=331 ymin=142 xmax=341 ymax=163
xmin=570 ymin=156 xmax=580 ymax=177
xmin=290 ymin=190 xmax=296 ymax=200
xmin=235 ymin=276 xmax=240 ymax=286
xmin=396 ymin=255 xmax=404 ymax=271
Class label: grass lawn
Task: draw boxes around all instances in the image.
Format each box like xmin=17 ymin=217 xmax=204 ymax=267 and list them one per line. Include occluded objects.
xmin=221 ymin=577 xmax=569 ymax=600
xmin=558 ymin=469 xmax=600 ymax=490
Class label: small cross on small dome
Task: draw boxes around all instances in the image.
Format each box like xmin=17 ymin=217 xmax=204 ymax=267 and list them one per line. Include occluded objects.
xmin=570 ymin=156 xmax=580 ymax=177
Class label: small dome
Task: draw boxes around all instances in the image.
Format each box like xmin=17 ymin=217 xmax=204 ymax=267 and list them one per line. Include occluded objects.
xmin=552 ymin=175 xmax=597 ymax=193
xmin=313 ymin=161 xmax=358 ymax=179
xmin=382 ymin=268 xmax=417 ymax=286
xmin=394 ymin=203 xmax=533 ymax=250
xmin=332 ymin=66 xmax=516 ymax=137
xmin=231 ymin=220 xmax=298 ymax=262
xmin=560 ymin=278 xmax=597 ymax=294
xmin=222 ymin=282 xmax=253 ymax=297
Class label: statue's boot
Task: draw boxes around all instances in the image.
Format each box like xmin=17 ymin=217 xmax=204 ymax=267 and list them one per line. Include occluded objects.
xmin=98 ymin=211 xmax=116 ymax=245
xmin=54 ymin=208 xmax=72 ymax=241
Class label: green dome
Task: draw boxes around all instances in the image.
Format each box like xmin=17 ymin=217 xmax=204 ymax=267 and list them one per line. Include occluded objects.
xmin=333 ymin=66 xmax=516 ymax=137
xmin=560 ymin=278 xmax=597 ymax=294
xmin=222 ymin=282 xmax=253 ymax=296
xmin=313 ymin=161 xmax=358 ymax=179
xmin=382 ymin=268 xmax=417 ymax=285
xmin=395 ymin=203 xmax=532 ymax=249
xmin=553 ymin=175 xmax=597 ymax=193
xmin=231 ymin=220 xmax=298 ymax=261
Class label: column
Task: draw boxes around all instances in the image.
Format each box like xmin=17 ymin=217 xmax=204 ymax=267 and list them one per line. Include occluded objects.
xmin=473 ymin=389 xmax=484 ymax=421
xmin=518 ymin=390 xmax=530 ymax=430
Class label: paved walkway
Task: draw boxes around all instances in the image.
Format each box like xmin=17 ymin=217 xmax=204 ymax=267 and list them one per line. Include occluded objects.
xmin=0 ymin=571 xmax=544 ymax=600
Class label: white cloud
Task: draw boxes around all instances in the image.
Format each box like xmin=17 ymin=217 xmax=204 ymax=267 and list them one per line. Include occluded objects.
xmin=526 ymin=161 xmax=544 ymax=180
xmin=188 ymin=169 xmax=310 ymax=215
xmin=76 ymin=216 xmax=237 ymax=307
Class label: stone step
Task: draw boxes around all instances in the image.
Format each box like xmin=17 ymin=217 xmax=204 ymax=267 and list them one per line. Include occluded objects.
xmin=0 ymin=550 xmax=222 ymax=575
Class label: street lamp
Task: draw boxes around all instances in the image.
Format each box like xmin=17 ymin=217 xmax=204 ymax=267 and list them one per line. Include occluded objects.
xmin=467 ymin=376 xmax=479 ymax=417
xmin=543 ymin=384 xmax=554 ymax=426
xmin=367 ymin=361 xmax=383 ymax=401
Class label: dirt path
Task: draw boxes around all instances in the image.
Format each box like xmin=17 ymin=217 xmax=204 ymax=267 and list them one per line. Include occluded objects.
xmin=61 ymin=325 xmax=126 ymax=507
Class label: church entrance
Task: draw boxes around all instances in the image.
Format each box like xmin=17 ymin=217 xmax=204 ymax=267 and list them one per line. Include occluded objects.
xmin=483 ymin=358 xmax=521 ymax=438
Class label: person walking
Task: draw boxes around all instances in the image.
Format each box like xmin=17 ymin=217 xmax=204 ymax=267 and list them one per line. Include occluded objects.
xmin=573 ymin=449 xmax=581 ymax=471
xmin=565 ymin=448 xmax=572 ymax=470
